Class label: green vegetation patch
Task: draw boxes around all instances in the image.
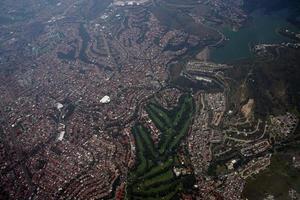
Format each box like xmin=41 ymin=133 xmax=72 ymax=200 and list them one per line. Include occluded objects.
xmin=242 ymin=154 xmax=300 ymax=200
xmin=148 ymin=95 xmax=194 ymax=156
xmin=126 ymin=94 xmax=195 ymax=200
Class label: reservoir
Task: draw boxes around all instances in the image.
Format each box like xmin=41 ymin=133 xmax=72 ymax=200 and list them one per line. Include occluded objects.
xmin=210 ymin=10 xmax=299 ymax=63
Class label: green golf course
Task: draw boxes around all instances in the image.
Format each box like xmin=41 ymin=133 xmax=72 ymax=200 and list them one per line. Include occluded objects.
xmin=126 ymin=94 xmax=195 ymax=200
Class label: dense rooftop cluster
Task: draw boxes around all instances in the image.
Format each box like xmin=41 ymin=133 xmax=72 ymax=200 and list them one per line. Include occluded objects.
xmin=0 ymin=0 xmax=299 ymax=199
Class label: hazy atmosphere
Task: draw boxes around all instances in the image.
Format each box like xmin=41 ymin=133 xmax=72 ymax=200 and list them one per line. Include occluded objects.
xmin=0 ymin=0 xmax=300 ymax=199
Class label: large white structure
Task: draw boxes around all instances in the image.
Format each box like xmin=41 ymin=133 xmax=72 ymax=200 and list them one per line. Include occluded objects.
xmin=113 ymin=0 xmax=150 ymax=6
xmin=55 ymin=102 xmax=64 ymax=110
xmin=100 ymin=95 xmax=111 ymax=104
xmin=57 ymin=131 xmax=65 ymax=141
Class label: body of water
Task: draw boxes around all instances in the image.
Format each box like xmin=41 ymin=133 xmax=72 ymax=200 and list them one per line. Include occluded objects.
xmin=211 ymin=10 xmax=298 ymax=63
